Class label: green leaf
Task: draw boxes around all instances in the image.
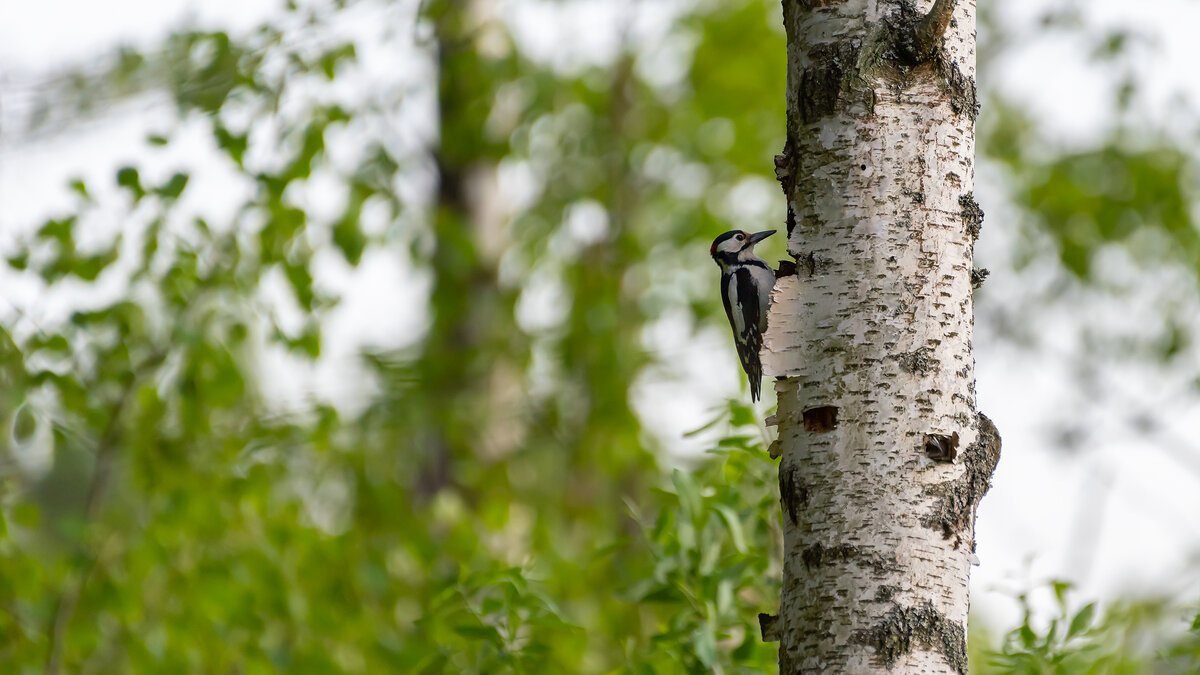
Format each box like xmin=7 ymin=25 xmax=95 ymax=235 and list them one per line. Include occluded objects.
xmin=332 ymin=215 xmax=366 ymax=266
xmin=11 ymin=405 xmax=37 ymax=443
xmin=38 ymin=216 xmax=76 ymax=245
xmin=116 ymin=166 xmax=145 ymax=200
xmin=672 ymin=469 xmax=703 ymax=526
xmin=318 ymin=43 xmax=356 ymax=80
xmin=693 ymin=626 xmax=717 ymax=668
xmin=1068 ymin=602 xmax=1096 ymax=638
xmin=156 ymin=172 xmax=190 ymax=199
xmin=284 ymin=262 xmax=315 ymax=311
xmin=682 ymin=411 xmax=724 ymax=438
xmin=729 ymin=400 xmax=756 ymax=427
xmin=69 ymin=178 xmax=91 ymax=200
xmin=214 ymin=125 xmax=248 ymax=166
xmin=712 ymin=504 xmax=747 ymax=553
xmin=1052 ymin=580 xmax=1072 ymax=608
xmin=1019 ymin=624 xmax=1036 ymax=648
xmin=453 ymin=624 xmax=502 ymax=645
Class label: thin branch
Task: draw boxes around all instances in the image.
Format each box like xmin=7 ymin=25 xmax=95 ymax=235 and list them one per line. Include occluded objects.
xmin=914 ymin=0 xmax=958 ymax=58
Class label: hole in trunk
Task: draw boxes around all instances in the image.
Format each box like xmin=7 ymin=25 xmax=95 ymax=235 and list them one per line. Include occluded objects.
xmin=803 ymin=406 xmax=838 ymax=432
xmin=925 ymin=432 xmax=960 ymax=462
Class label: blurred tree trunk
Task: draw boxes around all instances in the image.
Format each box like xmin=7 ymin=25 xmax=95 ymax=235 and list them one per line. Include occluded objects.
xmin=762 ymin=1 xmax=999 ymax=672
xmin=416 ymin=0 xmax=521 ymax=498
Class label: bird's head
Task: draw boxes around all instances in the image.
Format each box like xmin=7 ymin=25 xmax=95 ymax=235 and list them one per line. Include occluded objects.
xmin=710 ymin=230 xmax=775 ymax=266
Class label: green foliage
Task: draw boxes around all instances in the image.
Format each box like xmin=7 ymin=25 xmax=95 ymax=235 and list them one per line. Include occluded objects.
xmin=621 ymin=405 xmax=781 ymax=673
xmin=977 ymin=582 xmax=1200 ymax=674
xmin=0 ymin=0 xmax=793 ymax=671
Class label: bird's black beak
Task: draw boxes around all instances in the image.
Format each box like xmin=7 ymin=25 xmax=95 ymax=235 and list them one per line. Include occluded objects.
xmin=747 ymin=230 xmax=775 ymax=246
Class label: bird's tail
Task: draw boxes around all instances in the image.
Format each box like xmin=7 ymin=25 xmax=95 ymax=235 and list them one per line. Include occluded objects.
xmin=745 ymin=353 xmax=763 ymax=402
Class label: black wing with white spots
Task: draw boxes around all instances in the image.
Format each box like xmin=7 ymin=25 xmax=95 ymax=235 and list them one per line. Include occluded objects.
xmin=721 ymin=266 xmax=764 ymax=401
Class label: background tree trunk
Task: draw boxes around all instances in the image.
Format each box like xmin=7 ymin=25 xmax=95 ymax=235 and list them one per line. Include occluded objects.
xmin=763 ymin=0 xmax=999 ymax=672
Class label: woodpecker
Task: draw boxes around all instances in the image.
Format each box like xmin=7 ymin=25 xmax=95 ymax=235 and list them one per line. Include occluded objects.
xmin=710 ymin=230 xmax=776 ymax=402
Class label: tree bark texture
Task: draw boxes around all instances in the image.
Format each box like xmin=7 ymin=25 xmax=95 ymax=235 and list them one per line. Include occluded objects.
xmin=763 ymin=1 xmax=999 ymax=673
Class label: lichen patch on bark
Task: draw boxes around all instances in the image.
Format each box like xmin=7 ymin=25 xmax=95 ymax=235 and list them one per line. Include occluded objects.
xmin=923 ymin=413 xmax=1001 ymax=542
xmin=937 ymin=50 xmax=980 ymax=121
xmin=959 ymin=192 xmax=985 ymax=239
xmin=852 ymin=601 xmax=968 ymax=674
xmin=898 ymin=347 xmax=937 ymax=375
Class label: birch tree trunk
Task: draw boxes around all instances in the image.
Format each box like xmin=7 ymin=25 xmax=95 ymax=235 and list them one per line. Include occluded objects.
xmin=760 ymin=1 xmax=1000 ymax=672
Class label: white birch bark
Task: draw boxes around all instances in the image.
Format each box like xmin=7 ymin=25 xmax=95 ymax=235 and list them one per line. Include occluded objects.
xmin=761 ymin=0 xmax=999 ymax=672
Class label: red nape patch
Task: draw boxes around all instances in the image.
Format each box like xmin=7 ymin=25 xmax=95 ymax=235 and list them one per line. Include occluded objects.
xmin=710 ymin=241 xmax=719 ymax=255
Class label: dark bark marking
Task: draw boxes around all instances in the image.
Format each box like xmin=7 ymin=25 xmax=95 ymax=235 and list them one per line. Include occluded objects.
xmin=776 ymin=259 xmax=798 ymax=278
xmin=798 ymin=41 xmax=863 ymax=124
xmin=852 ymin=601 xmax=968 ymax=674
xmin=801 ymin=251 xmax=816 ymax=277
xmin=924 ymin=431 xmax=959 ymax=463
xmin=803 ymin=406 xmax=838 ymax=432
xmin=801 ymin=542 xmax=896 ymax=574
xmin=970 ymin=267 xmax=989 ymax=288
xmin=776 ymin=143 xmax=800 ymax=239
xmin=959 ymin=192 xmax=985 ymax=239
xmin=780 ymin=464 xmax=807 ymax=525
xmin=923 ymin=413 xmax=1001 ymax=538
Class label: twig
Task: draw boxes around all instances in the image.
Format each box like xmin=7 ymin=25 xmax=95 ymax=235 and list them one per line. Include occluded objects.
xmin=914 ymin=0 xmax=958 ymax=58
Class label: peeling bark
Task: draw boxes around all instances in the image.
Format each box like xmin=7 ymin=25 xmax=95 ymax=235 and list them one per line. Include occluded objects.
xmin=764 ymin=0 xmax=997 ymax=672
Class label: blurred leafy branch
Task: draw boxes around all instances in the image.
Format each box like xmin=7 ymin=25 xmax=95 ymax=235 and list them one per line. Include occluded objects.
xmin=1 ymin=0 xmax=790 ymax=670
xmin=978 ymin=580 xmax=1200 ymax=674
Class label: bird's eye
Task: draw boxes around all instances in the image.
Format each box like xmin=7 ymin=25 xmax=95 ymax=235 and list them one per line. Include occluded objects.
xmin=736 ymin=234 xmax=744 ymax=241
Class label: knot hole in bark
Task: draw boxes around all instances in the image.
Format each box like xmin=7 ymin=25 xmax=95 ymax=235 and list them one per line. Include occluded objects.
xmin=924 ymin=431 xmax=959 ymax=462
xmin=759 ymin=613 xmax=779 ymax=642
xmin=803 ymin=406 xmax=838 ymax=432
